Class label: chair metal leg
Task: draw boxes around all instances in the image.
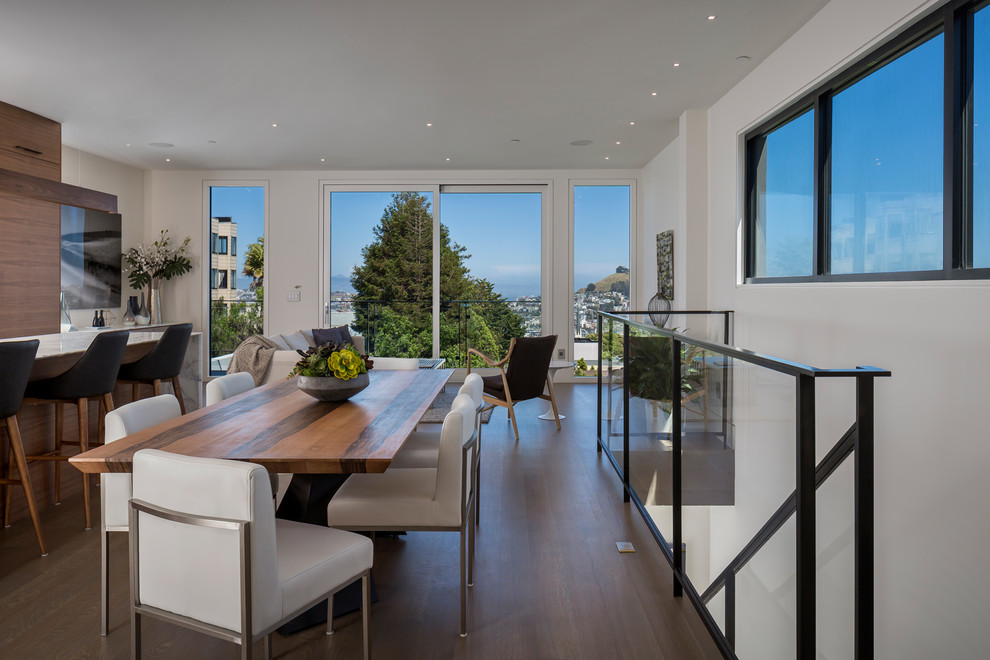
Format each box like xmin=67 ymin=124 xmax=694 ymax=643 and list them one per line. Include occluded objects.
xmin=77 ymin=398 xmax=91 ymax=530
xmin=467 ymin=508 xmax=476 ymax=588
xmin=101 ymin=527 xmax=110 ymax=634
xmin=362 ymin=573 xmax=371 ymax=660
xmin=459 ymin=528 xmax=467 ymax=637
xmin=6 ymin=417 xmax=47 ymax=555
xmin=171 ymin=377 xmax=186 ymax=415
xmin=132 ymin=610 xmax=141 ymax=659
xmin=326 ymin=594 xmax=334 ymax=635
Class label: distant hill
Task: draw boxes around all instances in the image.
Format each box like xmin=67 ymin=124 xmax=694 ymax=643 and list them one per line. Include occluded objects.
xmin=577 ymin=271 xmax=629 ymax=294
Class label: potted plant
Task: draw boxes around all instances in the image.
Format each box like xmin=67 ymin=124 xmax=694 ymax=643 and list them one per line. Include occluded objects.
xmin=288 ymin=342 xmax=374 ymax=401
xmin=625 ymin=332 xmax=706 ymax=428
xmin=122 ymin=229 xmax=193 ymax=325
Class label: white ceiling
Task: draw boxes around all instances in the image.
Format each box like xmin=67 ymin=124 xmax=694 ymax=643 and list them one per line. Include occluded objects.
xmin=0 ymin=0 xmax=827 ymax=171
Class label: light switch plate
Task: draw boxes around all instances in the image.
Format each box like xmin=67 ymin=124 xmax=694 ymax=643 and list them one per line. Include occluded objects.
xmin=287 ymin=291 xmax=301 ymax=302
xmin=616 ymin=541 xmax=635 ymax=553
xmin=557 ymin=348 xmax=565 ymax=359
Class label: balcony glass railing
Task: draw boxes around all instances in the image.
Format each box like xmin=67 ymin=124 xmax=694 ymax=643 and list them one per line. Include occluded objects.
xmin=597 ymin=310 xmax=888 ymax=659
xmin=330 ymin=298 xmax=542 ymax=367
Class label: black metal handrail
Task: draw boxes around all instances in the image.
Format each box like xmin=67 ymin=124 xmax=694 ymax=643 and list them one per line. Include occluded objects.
xmin=596 ymin=310 xmax=889 ymax=660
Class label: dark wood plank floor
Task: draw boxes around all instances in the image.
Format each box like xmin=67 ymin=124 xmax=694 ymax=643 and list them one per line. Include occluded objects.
xmin=0 ymin=383 xmax=722 ymax=659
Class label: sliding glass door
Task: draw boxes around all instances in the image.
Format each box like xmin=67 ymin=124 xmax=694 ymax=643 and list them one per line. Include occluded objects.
xmin=324 ymin=184 xmax=547 ymax=365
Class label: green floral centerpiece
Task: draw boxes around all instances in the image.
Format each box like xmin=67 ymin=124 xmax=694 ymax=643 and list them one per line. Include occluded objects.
xmin=289 ymin=343 xmax=373 ymax=402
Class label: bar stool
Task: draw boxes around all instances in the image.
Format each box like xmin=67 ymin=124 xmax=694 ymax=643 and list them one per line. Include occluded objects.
xmin=116 ymin=323 xmax=192 ymax=414
xmin=0 ymin=339 xmax=46 ymax=556
xmin=22 ymin=330 xmax=130 ymax=531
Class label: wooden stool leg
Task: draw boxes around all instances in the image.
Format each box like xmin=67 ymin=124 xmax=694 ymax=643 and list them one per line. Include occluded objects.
xmin=100 ymin=394 xmax=115 ymax=447
xmin=152 ymin=379 xmax=162 ymax=397
xmin=77 ymin=397 xmax=91 ymax=530
xmin=132 ymin=383 xmax=140 ymax=404
xmin=6 ymin=417 xmax=47 ymax=555
xmin=98 ymin=397 xmax=105 ymax=447
xmin=170 ymin=377 xmax=186 ymax=415
xmin=54 ymin=402 xmax=63 ymax=505
xmin=3 ymin=432 xmax=13 ymax=527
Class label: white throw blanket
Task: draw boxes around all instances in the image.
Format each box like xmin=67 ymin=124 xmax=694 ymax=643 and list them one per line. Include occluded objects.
xmin=228 ymin=335 xmax=281 ymax=386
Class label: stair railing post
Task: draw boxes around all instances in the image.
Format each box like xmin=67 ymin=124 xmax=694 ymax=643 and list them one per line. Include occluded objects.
xmin=672 ymin=336 xmax=683 ymax=597
xmin=796 ymin=374 xmax=816 ymax=658
xmin=622 ymin=321 xmax=630 ymax=503
xmin=856 ymin=374 xmax=875 ymax=660
xmin=597 ymin=312 xmax=603 ymax=451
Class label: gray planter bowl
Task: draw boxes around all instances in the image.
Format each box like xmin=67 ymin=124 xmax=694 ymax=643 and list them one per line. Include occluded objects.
xmin=297 ymin=372 xmax=370 ymax=402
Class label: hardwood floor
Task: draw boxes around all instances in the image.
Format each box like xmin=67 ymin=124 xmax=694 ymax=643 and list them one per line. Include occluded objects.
xmin=0 ymin=383 xmax=722 ymax=659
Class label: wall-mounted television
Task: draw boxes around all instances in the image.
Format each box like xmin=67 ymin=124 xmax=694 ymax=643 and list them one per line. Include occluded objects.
xmin=60 ymin=205 xmax=122 ymax=309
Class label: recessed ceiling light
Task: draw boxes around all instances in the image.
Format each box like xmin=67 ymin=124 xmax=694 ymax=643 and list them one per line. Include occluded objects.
xmin=615 ymin=141 xmax=621 ymax=145
xmin=272 ymin=123 xmax=278 ymax=127
xmin=673 ymin=62 xmax=680 ymax=68
xmin=445 ymin=157 xmax=451 ymax=161
xmin=165 ymin=158 xmax=171 ymax=162
xmin=510 ymin=138 xmax=521 ymax=143
xmin=570 ymin=139 xmax=593 ymax=146
xmin=148 ymin=142 xmax=173 ymax=148
xmin=208 ymin=140 xmax=217 ymax=144
xmin=629 ymin=122 xmax=635 ymax=126
xmin=320 ymin=158 xmax=326 ymax=162
xmin=708 ymin=15 xmax=716 ymax=21
xmin=736 ymin=55 xmax=751 ymax=62
xmin=426 ymin=123 xmax=433 ymax=127
xmin=605 ymin=156 xmax=610 ymax=160
xmin=125 ymin=143 xmax=131 ymax=147
xmin=651 ymin=91 xmax=658 ymax=96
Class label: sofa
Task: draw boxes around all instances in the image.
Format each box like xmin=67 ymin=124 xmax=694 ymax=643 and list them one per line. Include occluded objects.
xmin=262 ymin=328 xmax=366 ymax=384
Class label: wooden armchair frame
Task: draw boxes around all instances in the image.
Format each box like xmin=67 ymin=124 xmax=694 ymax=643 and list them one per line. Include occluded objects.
xmin=467 ymin=336 xmax=560 ymax=440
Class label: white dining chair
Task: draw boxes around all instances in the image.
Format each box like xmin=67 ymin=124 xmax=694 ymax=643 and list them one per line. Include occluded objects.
xmin=206 ymin=372 xmax=287 ymax=506
xmin=368 ymin=357 xmax=419 ymax=370
xmin=390 ymin=374 xmax=485 ymax=524
xmin=326 ymin=396 xmax=479 ymax=637
xmin=100 ymin=394 xmax=182 ymax=635
xmin=205 ymin=371 xmax=255 ymax=406
xmin=130 ymin=448 xmax=373 ymax=659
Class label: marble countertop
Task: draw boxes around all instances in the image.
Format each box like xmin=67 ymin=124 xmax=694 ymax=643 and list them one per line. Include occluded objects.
xmin=1 ymin=326 xmax=200 ymax=360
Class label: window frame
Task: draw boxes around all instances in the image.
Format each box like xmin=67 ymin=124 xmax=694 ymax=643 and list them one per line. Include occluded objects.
xmin=744 ymin=0 xmax=990 ymax=283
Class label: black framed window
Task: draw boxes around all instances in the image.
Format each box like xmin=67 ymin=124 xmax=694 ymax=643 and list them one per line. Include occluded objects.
xmin=745 ymin=0 xmax=990 ymax=283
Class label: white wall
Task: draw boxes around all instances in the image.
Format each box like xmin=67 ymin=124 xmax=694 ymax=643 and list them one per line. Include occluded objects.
xmin=697 ymin=0 xmax=989 ymax=656
xmin=143 ymin=168 xmax=639 ymax=370
xmin=641 ymin=138 xmax=679 ymax=307
xmin=61 ymin=146 xmax=146 ymax=328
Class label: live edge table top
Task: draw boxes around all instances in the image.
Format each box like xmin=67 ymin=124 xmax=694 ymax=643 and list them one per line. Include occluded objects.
xmin=69 ymin=368 xmax=452 ymax=475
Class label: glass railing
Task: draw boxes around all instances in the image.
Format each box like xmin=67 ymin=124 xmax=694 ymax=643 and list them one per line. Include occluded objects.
xmin=330 ymin=298 xmax=543 ymax=367
xmin=597 ymin=311 xmax=888 ymax=660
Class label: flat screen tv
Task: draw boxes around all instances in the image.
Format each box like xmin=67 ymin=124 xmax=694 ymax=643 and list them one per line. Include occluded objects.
xmin=60 ymin=205 xmax=122 ymax=309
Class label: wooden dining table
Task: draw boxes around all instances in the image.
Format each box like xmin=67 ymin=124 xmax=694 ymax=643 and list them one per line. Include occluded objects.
xmin=69 ymin=367 xmax=453 ymax=475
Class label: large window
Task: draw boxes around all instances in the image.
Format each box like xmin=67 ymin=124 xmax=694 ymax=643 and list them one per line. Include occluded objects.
xmin=746 ymin=1 xmax=990 ymax=282
xmin=207 ymin=185 xmax=265 ymax=375
xmin=573 ymin=184 xmax=631 ymax=376
xmin=325 ymin=186 xmax=547 ymax=366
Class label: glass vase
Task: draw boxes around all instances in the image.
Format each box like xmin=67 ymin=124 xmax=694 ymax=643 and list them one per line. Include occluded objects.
xmin=149 ymin=279 xmax=163 ymax=325
xmin=135 ymin=292 xmax=150 ymax=325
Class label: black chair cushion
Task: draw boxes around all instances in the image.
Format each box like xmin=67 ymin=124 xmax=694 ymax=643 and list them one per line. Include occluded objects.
xmin=26 ymin=330 xmax=130 ymax=400
xmin=503 ymin=335 xmax=557 ymax=402
xmin=0 ymin=339 xmax=39 ymax=418
xmin=117 ymin=323 xmax=192 ymax=381
xmin=481 ymin=374 xmax=504 ymax=399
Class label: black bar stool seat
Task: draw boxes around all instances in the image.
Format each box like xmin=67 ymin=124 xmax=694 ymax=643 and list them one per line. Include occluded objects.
xmin=0 ymin=339 xmax=46 ymax=555
xmin=116 ymin=323 xmax=192 ymax=414
xmin=22 ymin=330 xmax=129 ymax=531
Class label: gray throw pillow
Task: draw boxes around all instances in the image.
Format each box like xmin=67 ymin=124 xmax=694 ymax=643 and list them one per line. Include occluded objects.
xmin=312 ymin=325 xmax=353 ymax=348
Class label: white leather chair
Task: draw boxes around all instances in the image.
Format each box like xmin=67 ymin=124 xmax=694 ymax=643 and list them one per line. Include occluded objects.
xmin=391 ymin=374 xmax=485 ymax=525
xmin=326 ymin=397 xmax=479 ymax=637
xmin=206 ymin=372 xmax=288 ymax=506
xmin=100 ymin=394 xmax=182 ymax=635
xmin=130 ymin=448 xmax=373 ymax=659
xmin=368 ymin=357 xmax=419 ymax=370
xmin=205 ymin=371 xmax=255 ymax=406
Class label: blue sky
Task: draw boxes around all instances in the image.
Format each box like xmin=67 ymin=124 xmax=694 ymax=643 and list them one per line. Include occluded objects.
xmin=210 ymin=186 xmax=265 ymax=290
xmin=207 ymin=185 xmax=631 ymax=298
xmin=761 ymin=32 xmax=963 ymax=276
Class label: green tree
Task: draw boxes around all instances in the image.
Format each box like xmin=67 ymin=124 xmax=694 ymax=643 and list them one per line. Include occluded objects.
xmin=210 ymin=298 xmax=263 ymax=360
xmin=350 ymin=193 xmax=524 ymax=363
xmin=242 ymin=237 xmax=264 ymax=289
